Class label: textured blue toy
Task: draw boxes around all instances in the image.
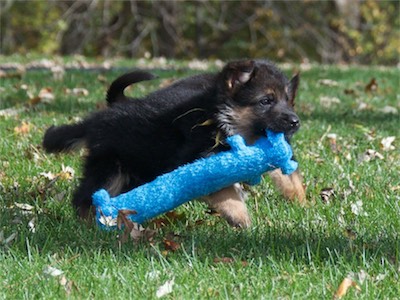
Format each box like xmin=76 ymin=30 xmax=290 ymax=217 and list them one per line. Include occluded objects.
xmin=93 ymin=130 xmax=298 ymax=229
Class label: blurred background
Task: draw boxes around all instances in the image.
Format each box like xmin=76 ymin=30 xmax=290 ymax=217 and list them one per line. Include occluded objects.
xmin=0 ymin=0 xmax=399 ymax=65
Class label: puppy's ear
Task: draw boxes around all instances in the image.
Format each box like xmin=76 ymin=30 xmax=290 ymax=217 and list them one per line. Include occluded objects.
xmin=224 ymin=60 xmax=255 ymax=91
xmin=287 ymin=73 xmax=299 ymax=106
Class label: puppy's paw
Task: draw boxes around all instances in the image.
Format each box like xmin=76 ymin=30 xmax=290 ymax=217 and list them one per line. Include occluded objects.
xmin=222 ymin=208 xmax=252 ymax=229
xmin=269 ymin=169 xmax=307 ymax=205
xmin=212 ymin=197 xmax=251 ymax=228
xmin=203 ymin=185 xmax=251 ymax=228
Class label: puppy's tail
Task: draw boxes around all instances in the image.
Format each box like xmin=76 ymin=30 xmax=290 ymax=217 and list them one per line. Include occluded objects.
xmin=106 ymin=70 xmax=157 ymax=105
xmin=43 ymin=123 xmax=86 ymax=153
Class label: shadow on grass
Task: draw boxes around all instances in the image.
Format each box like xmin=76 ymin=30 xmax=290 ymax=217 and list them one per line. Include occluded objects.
xmin=3 ymin=208 xmax=397 ymax=266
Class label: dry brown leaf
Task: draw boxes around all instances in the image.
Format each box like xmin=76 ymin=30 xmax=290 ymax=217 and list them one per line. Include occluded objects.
xmin=327 ymin=133 xmax=339 ymax=153
xmin=320 ymin=187 xmax=335 ymax=203
xmin=344 ymin=88 xmax=356 ymax=95
xmin=38 ymin=87 xmax=55 ymax=102
xmin=214 ymin=257 xmax=234 ymax=264
xmin=334 ymin=277 xmax=361 ymax=299
xmin=163 ymin=239 xmax=180 ymax=252
xmin=14 ymin=121 xmax=31 ymax=135
xmin=365 ymin=78 xmax=378 ymax=92
xmin=116 ymin=210 xmax=156 ymax=244
xmin=344 ymin=228 xmax=357 ymax=240
xmin=59 ymin=275 xmax=73 ymax=295
xmin=57 ymin=165 xmax=75 ymax=180
xmin=29 ymin=96 xmax=42 ymax=106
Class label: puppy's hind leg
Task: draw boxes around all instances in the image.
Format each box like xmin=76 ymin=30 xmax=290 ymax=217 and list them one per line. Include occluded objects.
xmin=72 ymin=156 xmax=128 ymax=220
xmin=203 ymin=184 xmax=251 ymax=228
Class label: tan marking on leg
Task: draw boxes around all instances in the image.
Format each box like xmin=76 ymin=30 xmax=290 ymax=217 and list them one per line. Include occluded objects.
xmin=106 ymin=172 xmax=129 ymax=196
xmin=268 ymin=169 xmax=306 ymax=204
xmin=203 ymin=184 xmax=251 ymax=228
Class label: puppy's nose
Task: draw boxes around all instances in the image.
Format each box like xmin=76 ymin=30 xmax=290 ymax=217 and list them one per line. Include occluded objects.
xmin=289 ymin=116 xmax=300 ymax=128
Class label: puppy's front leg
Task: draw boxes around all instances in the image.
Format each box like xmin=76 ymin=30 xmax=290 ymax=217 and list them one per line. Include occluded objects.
xmin=268 ymin=169 xmax=306 ymax=204
xmin=203 ymin=184 xmax=251 ymax=228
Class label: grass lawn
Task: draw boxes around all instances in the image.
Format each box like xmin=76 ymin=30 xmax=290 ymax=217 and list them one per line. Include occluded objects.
xmin=0 ymin=57 xmax=399 ymax=299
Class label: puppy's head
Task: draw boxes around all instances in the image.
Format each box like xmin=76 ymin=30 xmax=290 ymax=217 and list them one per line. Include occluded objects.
xmin=216 ymin=59 xmax=300 ymax=142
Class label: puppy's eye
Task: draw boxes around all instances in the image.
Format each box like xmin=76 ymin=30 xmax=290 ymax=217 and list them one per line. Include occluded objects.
xmin=259 ymin=94 xmax=275 ymax=106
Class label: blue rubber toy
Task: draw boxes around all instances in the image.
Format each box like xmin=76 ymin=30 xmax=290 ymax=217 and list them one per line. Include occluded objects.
xmin=93 ymin=130 xmax=298 ymax=229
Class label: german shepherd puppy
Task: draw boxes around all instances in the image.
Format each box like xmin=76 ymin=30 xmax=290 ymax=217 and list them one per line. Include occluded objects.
xmin=43 ymin=59 xmax=305 ymax=227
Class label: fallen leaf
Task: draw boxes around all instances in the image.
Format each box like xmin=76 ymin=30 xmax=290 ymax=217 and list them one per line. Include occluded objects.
xmin=344 ymin=228 xmax=357 ymax=240
xmin=65 ymin=88 xmax=89 ymax=97
xmin=380 ymin=136 xmax=395 ymax=151
xmin=38 ymin=87 xmax=55 ymax=103
xmin=40 ymin=171 xmax=57 ymax=180
xmin=188 ymin=59 xmax=210 ymax=71
xmin=59 ymin=275 xmax=74 ymax=295
xmin=163 ymin=239 xmax=180 ymax=252
xmin=0 ymin=107 xmax=26 ymax=117
xmin=365 ymin=78 xmax=378 ymax=92
xmin=344 ymin=88 xmax=356 ymax=95
xmin=334 ymin=277 xmax=361 ymax=299
xmin=97 ymin=74 xmax=107 ymax=83
xmin=320 ymin=96 xmax=341 ymax=108
xmin=14 ymin=202 xmax=35 ymax=215
xmin=14 ymin=121 xmax=31 ymax=135
xmin=51 ymin=65 xmax=65 ymax=81
xmin=358 ymin=149 xmax=384 ymax=163
xmin=318 ymin=79 xmax=339 ymax=87
xmin=145 ymin=270 xmax=161 ymax=280
xmin=98 ymin=214 xmax=118 ymax=227
xmin=29 ymin=96 xmax=42 ymax=106
xmin=351 ymin=200 xmax=367 ymax=216
xmin=58 ymin=165 xmax=75 ymax=180
xmin=320 ymin=187 xmax=335 ymax=203
xmin=379 ymin=106 xmax=398 ymax=114
xmin=214 ymin=257 xmax=234 ymax=264
xmin=357 ymin=102 xmax=369 ymax=111
xmin=0 ymin=231 xmax=17 ymax=246
xmin=28 ymin=218 xmax=36 ymax=233
xmin=348 ymin=270 xmax=369 ymax=284
xmin=54 ymin=191 xmax=67 ymax=202
xmin=375 ymin=273 xmax=387 ymax=282
xmin=156 ymin=279 xmax=174 ymax=298
xmin=117 ymin=209 xmax=137 ymax=230
xmin=326 ymin=133 xmax=339 ymax=153
xmin=116 ymin=209 xmax=156 ymax=244
xmin=43 ymin=266 xmax=64 ymax=277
